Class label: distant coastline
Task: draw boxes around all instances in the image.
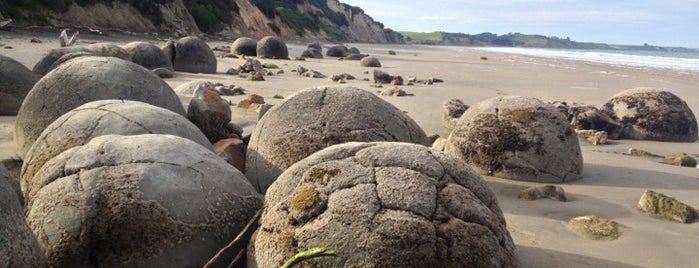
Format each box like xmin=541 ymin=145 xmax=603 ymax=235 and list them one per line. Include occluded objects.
xmin=400 ymin=31 xmax=699 ymax=53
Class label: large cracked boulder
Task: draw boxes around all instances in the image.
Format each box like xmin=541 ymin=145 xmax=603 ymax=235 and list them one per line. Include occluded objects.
xmin=1 ymin=164 xmax=46 ymax=267
xmin=550 ymin=101 xmax=623 ymax=139
xmin=169 ymin=36 xmax=217 ymax=74
xmin=15 ymin=56 xmax=185 ymax=159
xmin=601 ymin=88 xmax=698 ymax=142
xmin=256 ymin=36 xmax=289 ymax=59
xmin=445 ymin=96 xmax=583 ymax=182
xmin=230 ymin=37 xmax=257 ymax=56
xmin=20 ymin=100 xmax=212 ymax=201
xmin=248 ymin=142 xmax=517 ymax=268
xmin=246 ymin=86 xmax=431 ymax=193
xmin=122 ymin=41 xmax=174 ymax=71
xmin=26 ymin=134 xmax=262 ymax=267
xmin=0 ymin=54 xmax=39 ymax=115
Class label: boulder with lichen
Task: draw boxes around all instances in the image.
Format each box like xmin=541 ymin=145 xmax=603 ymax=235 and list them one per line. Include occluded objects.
xmin=248 ymin=142 xmax=517 ymax=268
xmin=601 ymin=88 xmax=698 ymax=142
xmin=445 ymin=96 xmax=583 ymax=182
xmin=637 ymin=190 xmax=696 ymax=223
xmin=567 ymin=215 xmax=625 ymax=240
xmin=518 ymin=185 xmax=566 ymax=201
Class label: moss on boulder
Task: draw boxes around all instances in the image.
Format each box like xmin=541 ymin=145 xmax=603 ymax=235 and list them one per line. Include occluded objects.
xmin=637 ymin=190 xmax=696 ymax=223
xmin=567 ymin=215 xmax=625 ymax=240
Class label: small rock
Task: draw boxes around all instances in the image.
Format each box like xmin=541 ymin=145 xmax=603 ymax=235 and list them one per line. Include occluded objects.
xmin=380 ymin=87 xmax=406 ymax=97
xmin=480 ymin=56 xmax=488 ymax=60
xmin=423 ymin=79 xmax=433 ymax=85
xmin=517 ymin=185 xmax=567 ymax=202
xmin=218 ymin=85 xmax=245 ymax=96
xmin=390 ymin=76 xmax=404 ymax=86
xmin=262 ymin=63 xmax=279 ymax=69
xmin=670 ymin=152 xmax=697 ymax=167
xmin=30 ymin=38 xmax=42 ymax=43
xmin=187 ymin=88 xmax=232 ymax=143
xmin=626 ymin=148 xmax=661 ymax=157
xmin=301 ymin=69 xmax=326 ymax=78
xmin=407 ymin=76 xmax=417 ymax=83
xmin=237 ymin=94 xmax=265 ymax=109
xmin=386 ymin=50 xmax=396 ymax=55
xmin=248 ymin=71 xmax=265 ymax=81
xmin=240 ymin=58 xmax=265 ymax=73
xmin=637 ymin=190 xmax=696 ymax=223
xmin=226 ymin=68 xmax=239 ymax=75
xmin=276 ymin=69 xmax=284 ymax=74
xmin=272 ymin=94 xmax=284 ymax=99
xmin=214 ymin=137 xmax=246 ymax=173
xmin=575 ymin=129 xmax=608 ymax=145
xmin=430 ymin=78 xmax=444 ymax=83
xmin=373 ymin=69 xmax=393 ymax=84
xmin=567 ymin=215 xmax=625 ymax=240
xmin=152 ymin=67 xmax=174 ymax=78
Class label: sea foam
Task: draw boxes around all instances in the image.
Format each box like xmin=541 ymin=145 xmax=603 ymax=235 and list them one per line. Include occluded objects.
xmin=476 ymin=47 xmax=699 ymax=72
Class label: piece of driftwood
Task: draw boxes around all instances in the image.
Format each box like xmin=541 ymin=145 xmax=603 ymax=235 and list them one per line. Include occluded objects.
xmin=0 ymin=18 xmax=11 ymax=28
xmin=59 ymin=29 xmax=79 ymax=47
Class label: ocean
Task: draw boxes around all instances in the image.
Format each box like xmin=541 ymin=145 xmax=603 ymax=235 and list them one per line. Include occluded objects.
xmin=475 ymin=47 xmax=699 ymax=72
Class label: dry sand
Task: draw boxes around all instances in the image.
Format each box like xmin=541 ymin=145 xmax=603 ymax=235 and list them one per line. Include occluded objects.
xmin=1 ymin=30 xmax=698 ymax=267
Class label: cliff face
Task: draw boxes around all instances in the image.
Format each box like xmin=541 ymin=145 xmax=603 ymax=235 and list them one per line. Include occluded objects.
xmin=2 ymin=0 xmax=403 ymax=43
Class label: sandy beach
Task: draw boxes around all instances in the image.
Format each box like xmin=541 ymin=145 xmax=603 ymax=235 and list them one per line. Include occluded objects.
xmin=1 ymin=30 xmax=698 ymax=267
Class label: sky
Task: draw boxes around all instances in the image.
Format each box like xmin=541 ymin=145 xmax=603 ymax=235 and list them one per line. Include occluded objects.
xmin=339 ymin=0 xmax=699 ymax=48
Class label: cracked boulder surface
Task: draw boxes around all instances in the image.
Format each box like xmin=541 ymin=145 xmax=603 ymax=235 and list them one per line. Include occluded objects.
xmin=245 ymin=86 xmax=431 ymax=193
xmin=14 ymin=56 xmax=185 ymax=159
xmin=21 ymin=100 xmax=212 ymax=202
xmin=445 ymin=96 xmax=583 ymax=183
xmin=248 ymin=142 xmax=517 ymax=268
xmin=0 ymin=54 xmax=39 ymax=115
xmin=601 ymin=87 xmax=698 ymax=142
xmin=26 ymin=134 xmax=262 ymax=267
xmin=0 ymin=164 xmax=47 ymax=267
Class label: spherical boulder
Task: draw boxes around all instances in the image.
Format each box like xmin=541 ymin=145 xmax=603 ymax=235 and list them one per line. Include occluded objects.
xmin=15 ymin=56 xmax=185 ymax=159
xmin=0 ymin=54 xmax=39 ymax=115
xmin=601 ymin=88 xmax=698 ymax=142
xmin=85 ymin=43 xmax=131 ymax=60
xmin=122 ymin=41 xmax=174 ymax=71
xmin=230 ymin=37 xmax=257 ymax=56
xmin=307 ymin=42 xmax=322 ymax=51
xmin=445 ymin=96 xmax=583 ymax=182
xmin=301 ymin=48 xmax=323 ymax=59
xmin=26 ymin=134 xmax=262 ymax=267
xmin=0 ymin=164 xmax=46 ymax=267
xmin=326 ymin=45 xmax=348 ymax=57
xmin=248 ymin=142 xmax=517 ymax=268
xmin=245 ymin=86 xmax=431 ymax=193
xmin=172 ymin=36 xmax=217 ymax=74
xmin=32 ymin=46 xmax=91 ymax=76
xmin=256 ymin=36 xmax=289 ymax=59
xmin=20 ymin=100 xmax=212 ymax=201
xmin=360 ymin=55 xmax=381 ymax=67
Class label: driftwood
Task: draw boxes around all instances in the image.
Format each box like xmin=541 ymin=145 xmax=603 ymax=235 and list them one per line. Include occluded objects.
xmin=59 ymin=29 xmax=79 ymax=47
xmin=0 ymin=19 xmax=11 ymax=29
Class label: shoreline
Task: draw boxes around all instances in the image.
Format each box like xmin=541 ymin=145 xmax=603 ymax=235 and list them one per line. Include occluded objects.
xmin=1 ymin=34 xmax=698 ymax=267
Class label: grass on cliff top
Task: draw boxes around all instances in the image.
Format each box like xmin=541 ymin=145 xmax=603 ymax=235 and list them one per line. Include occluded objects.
xmin=400 ymin=31 xmax=444 ymax=41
